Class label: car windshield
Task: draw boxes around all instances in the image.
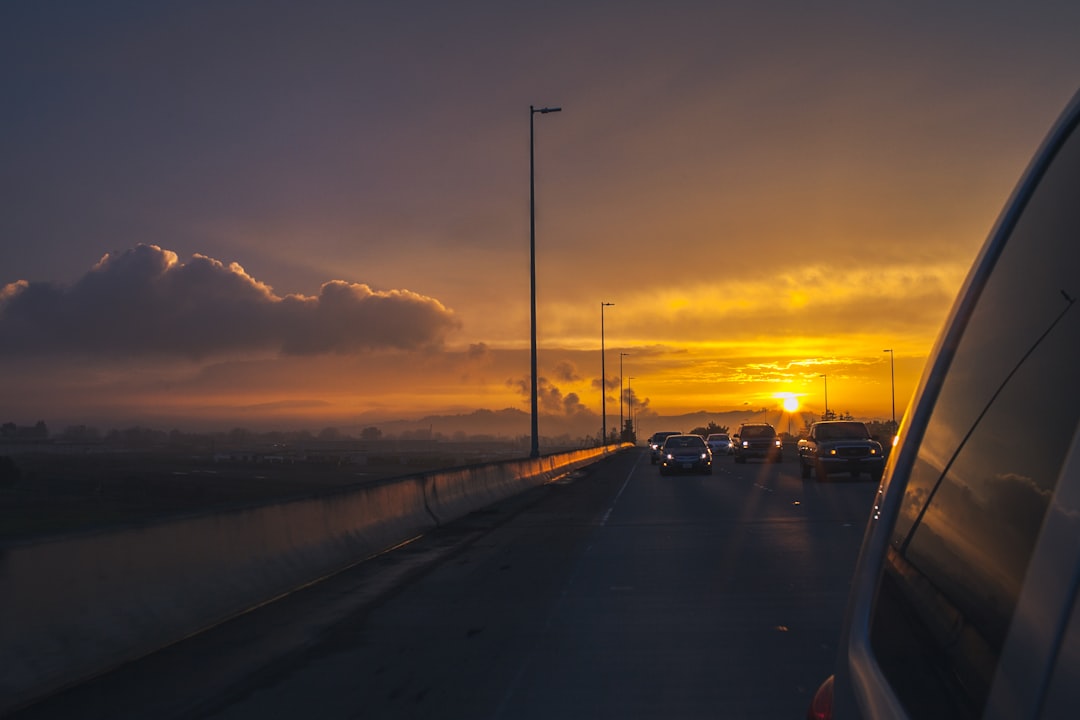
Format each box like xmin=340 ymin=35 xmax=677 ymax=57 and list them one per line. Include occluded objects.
xmin=664 ymin=436 xmax=705 ymax=449
xmin=740 ymin=426 xmax=774 ymax=438
xmin=815 ymin=422 xmax=869 ymax=440
xmin=707 ymin=434 xmax=728 ymax=441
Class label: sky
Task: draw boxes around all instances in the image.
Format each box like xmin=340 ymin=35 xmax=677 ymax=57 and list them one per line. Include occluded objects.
xmin=2 ymin=0 xmax=1079 ymax=439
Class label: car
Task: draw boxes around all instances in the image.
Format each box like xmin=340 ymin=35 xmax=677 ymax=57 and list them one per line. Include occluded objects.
xmin=797 ymin=420 xmax=884 ymax=481
xmin=732 ymin=423 xmax=782 ymax=463
xmin=658 ymin=434 xmax=712 ymax=476
xmin=809 ymin=88 xmax=1080 ymax=719
xmin=705 ymin=433 xmax=734 ymax=456
xmin=647 ymin=431 xmax=682 ymax=464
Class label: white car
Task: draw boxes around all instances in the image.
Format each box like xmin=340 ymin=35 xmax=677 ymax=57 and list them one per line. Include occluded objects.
xmin=705 ymin=433 xmax=733 ymax=456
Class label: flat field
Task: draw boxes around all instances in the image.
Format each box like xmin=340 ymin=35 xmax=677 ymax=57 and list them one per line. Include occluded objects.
xmin=0 ymin=442 xmax=530 ymax=542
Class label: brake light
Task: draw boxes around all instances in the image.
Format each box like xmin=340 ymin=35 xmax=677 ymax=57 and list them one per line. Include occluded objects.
xmin=806 ymin=675 xmax=833 ymax=720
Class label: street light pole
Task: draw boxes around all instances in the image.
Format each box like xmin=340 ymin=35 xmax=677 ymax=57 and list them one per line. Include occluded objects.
xmin=619 ymin=352 xmax=630 ymax=440
xmin=820 ymin=373 xmax=828 ymax=420
xmin=884 ymin=349 xmax=895 ymax=428
xmin=529 ymin=104 xmax=561 ymax=459
xmin=628 ymin=376 xmax=635 ymax=438
xmin=601 ymin=302 xmax=614 ymax=445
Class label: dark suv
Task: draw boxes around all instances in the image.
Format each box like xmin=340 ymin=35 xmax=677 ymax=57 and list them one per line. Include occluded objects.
xmin=732 ymin=423 xmax=782 ymax=463
xmin=647 ymin=431 xmax=681 ymax=465
xmin=810 ymin=89 xmax=1080 ymax=719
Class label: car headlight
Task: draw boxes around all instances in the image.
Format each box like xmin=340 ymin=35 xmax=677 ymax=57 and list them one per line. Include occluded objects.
xmin=774 ymin=439 xmax=782 ymax=448
xmin=700 ymin=452 xmax=708 ymax=460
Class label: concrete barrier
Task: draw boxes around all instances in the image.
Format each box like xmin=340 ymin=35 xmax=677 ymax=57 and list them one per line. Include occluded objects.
xmin=424 ymin=450 xmax=603 ymax=525
xmin=0 ymin=444 xmax=628 ymax=714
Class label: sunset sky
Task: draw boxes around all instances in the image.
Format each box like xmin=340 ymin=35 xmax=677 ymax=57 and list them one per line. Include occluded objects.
xmin=3 ymin=1 xmax=1079 ymax=439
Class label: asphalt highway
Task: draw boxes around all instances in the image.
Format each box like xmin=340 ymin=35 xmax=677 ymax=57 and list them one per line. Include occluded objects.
xmin=10 ymin=446 xmax=878 ymax=719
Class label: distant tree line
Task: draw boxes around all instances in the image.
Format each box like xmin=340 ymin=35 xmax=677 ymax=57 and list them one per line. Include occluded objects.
xmin=687 ymin=421 xmax=730 ymax=437
xmin=0 ymin=421 xmax=48 ymax=442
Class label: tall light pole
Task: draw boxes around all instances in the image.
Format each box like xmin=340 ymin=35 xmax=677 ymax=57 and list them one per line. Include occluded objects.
xmin=820 ymin=373 xmax=829 ymax=420
xmin=529 ymin=104 xmax=561 ymax=459
xmin=600 ymin=302 xmax=614 ymax=445
xmin=628 ymin=376 xmax=635 ymax=438
xmin=883 ymin=349 xmax=895 ymax=428
xmin=619 ymin=352 xmax=630 ymax=439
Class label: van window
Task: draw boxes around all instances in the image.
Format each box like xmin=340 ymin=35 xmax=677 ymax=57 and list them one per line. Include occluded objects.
xmin=869 ymin=114 xmax=1080 ymax=718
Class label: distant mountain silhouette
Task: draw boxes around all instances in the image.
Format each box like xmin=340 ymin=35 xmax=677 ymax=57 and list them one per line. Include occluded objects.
xmin=366 ymin=406 xmax=818 ymax=442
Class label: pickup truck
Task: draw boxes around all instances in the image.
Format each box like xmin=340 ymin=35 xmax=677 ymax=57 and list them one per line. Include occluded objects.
xmin=732 ymin=423 xmax=783 ymax=464
xmin=797 ymin=420 xmax=884 ymax=481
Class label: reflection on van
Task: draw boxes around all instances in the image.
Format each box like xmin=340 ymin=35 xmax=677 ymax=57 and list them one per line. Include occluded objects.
xmin=810 ymin=88 xmax=1080 ymax=719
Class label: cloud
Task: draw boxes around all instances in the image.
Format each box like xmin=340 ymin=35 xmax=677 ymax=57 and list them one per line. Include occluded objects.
xmin=541 ymin=263 xmax=967 ymax=349
xmin=467 ymin=342 xmax=491 ymax=360
xmin=563 ymin=392 xmax=588 ymax=416
xmin=0 ymin=244 xmax=459 ymax=359
xmin=553 ymin=361 xmax=581 ymax=383
xmin=507 ymin=374 xmax=596 ymax=416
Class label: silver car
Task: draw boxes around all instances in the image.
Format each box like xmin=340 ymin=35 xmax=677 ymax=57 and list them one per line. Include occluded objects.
xmin=706 ymin=433 xmax=733 ymax=456
xmin=811 ymin=88 xmax=1080 ymax=719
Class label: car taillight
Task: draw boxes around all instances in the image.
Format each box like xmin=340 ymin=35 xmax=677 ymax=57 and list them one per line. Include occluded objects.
xmin=806 ymin=675 xmax=833 ymax=720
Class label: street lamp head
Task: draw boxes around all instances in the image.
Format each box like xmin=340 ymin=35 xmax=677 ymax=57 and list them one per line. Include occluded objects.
xmin=538 ymin=106 xmax=562 ymax=114
xmin=602 ymin=302 xmax=614 ymax=307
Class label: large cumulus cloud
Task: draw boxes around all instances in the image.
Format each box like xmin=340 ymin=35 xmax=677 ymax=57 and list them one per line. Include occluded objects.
xmin=0 ymin=244 xmax=458 ymax=358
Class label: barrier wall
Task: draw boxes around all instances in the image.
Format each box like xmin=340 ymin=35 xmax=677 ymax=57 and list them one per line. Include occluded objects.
xmin=0 ymin=444 xmax=627 ymax=714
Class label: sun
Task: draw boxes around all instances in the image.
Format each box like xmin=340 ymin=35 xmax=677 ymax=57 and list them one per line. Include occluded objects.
xmin=781 ymin=395 xmax=800 ymax=413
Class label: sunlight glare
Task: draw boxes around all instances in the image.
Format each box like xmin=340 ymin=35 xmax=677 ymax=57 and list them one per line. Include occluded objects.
xmin=778 ymin=393 xmax=800 ymax=413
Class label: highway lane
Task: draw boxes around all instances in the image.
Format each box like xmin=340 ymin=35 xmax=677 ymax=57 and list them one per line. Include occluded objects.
xmin=10 ymin=446 xmax=877 ymax=719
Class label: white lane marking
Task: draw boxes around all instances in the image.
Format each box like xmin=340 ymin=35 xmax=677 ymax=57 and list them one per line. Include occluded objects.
xmin=600 ymin=451 xmax=644 ymax=526
xmin=494 ymin=451 xmax=644 ymax=718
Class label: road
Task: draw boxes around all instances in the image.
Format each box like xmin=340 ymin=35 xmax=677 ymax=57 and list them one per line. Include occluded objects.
xmin=10 ymin=447 xmax=878 ymax=719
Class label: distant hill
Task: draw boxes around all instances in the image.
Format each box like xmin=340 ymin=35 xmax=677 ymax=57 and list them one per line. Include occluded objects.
xmin=366 ymin=406 xmax=818 ymax=442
